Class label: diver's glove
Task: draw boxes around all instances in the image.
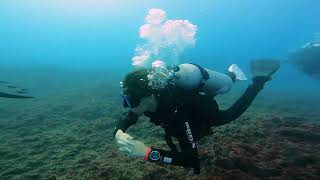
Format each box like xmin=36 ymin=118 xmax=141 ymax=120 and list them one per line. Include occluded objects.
xmin=115 ymin=130 xmax=148 ymax=158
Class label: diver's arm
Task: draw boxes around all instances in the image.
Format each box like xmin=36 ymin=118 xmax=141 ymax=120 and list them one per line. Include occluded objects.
xmin=146 ymin=141 xmax=200 ymax=173
xmin=145 ymin=106 xmax=200 ymax=174
xmin=116 ymin=131 xmax=200 ymax=173
xmin=116 ymin=106 xmax=200 ymax=174
xmin=215 ymin=76 xmax=269 ymax=126
xmin=113 ymin=110 xmax=139 ymax=136
xmin=145 ymin=132 xmax=200 ymax=174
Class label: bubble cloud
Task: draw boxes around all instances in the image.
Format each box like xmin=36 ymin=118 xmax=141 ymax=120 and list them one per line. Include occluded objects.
xmin=132 ymin=8 xmax=197 ymax=67
xmin=145 ymin=8 xmax=166 ymax=25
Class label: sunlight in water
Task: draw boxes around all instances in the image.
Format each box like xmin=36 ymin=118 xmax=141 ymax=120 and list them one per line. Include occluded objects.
xmin=60 ymin=0 xmax=117 ymax=10
xmin=27 ymin=0 xmax=136 ymax=15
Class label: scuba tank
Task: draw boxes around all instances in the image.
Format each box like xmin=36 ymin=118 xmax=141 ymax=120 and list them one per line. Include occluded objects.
xmin=171 ymin=63 xmax=247 ymax=96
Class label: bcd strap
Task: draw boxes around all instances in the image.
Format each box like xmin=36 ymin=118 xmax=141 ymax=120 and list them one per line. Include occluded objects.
xmin=189 ymin=63 xmax=209 ymax=91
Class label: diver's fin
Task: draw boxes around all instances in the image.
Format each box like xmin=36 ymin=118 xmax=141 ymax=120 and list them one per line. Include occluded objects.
xmin=250 ymin=59 xmax=280 ymax=77
xmin=228 ymin=64 xmax=247 ymax=81
xmin=0 ymin=92 xmax=34 ymax=99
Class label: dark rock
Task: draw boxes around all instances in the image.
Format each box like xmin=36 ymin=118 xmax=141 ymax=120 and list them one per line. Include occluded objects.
xmin=291 ymin=155 xmax=316 ymax=167
xmin=215 ymin=158 xmax=236 ymax=169
xmin=278 ymin=129 xmax=320 ymax=143
xmin=265 ymin=167 xmax=282 ymax=176
xmin=98 ymin=167 xmax=110 ymax=178
xmin=225 ymin=169 xmax=249 ymax=180
xmin=47 ymin=176 xmax=57 ymax=180
xmin=235 ymin=158 xmax=261 ymax=173
xmin=22 ymin=174 xmax=41 ymax=179
xmin=314 ymin=165 xmax=320 ymax=175
xmin=2 ymin=167 xmax=27 ymax=176
xmin=240 ymin=144 xmax=259 ymax=155
xmin=144 ymin=168 xmax=168 ymax=180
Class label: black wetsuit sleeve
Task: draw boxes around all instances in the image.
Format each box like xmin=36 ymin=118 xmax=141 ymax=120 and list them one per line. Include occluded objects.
xmin=215 ymin=77 xmax=268 ymax=126
xmin=145 ymin=106 xmax=201 ymax=174
xmin=113 ymin=110 xmax=139 ymax=136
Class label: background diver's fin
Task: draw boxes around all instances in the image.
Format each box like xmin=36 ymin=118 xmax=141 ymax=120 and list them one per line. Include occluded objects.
xmin=0 ymin=92 xmax=34 ymax=99
xmin=228 ymin=64 xmax=247 ymax=81
xmin=250 ymin=59 xmax=280 ymax=77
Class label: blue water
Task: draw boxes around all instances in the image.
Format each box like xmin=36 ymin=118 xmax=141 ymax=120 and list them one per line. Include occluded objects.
xmin=1 ymin=0 xmax=319 ymax=94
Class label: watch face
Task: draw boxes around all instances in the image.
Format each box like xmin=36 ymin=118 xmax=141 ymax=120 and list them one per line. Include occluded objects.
xmin=149 ymin=151 xmax=160 ymax=161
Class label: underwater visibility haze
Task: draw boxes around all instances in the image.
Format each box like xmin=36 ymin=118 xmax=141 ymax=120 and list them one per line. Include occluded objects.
xmin=0 ymin=0 xmax=320 ymax=179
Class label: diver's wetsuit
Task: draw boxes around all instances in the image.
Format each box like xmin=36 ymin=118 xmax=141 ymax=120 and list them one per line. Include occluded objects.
xmin=114 ymin=77 xmax=266 ymax=174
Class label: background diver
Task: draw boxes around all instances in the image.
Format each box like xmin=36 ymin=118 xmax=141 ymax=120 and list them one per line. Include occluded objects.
xmin=113 ymin=59 xmax=280 ymax=174
xmin=289 ymin=39 xmax=320 ymax=80
xmin=0 ymin=81 xmax=34 ymax=99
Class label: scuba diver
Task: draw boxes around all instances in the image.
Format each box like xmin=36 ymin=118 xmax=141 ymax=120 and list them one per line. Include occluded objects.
xmin=113 ymin=60 xmax=280 ymax=174
xmin=0 ymin=92 xmax=33 ymax=99
xmin=0 ymin=81 xmax=34 ymax=99
xmin=289 ymin=40 xmax=320 ymax=80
